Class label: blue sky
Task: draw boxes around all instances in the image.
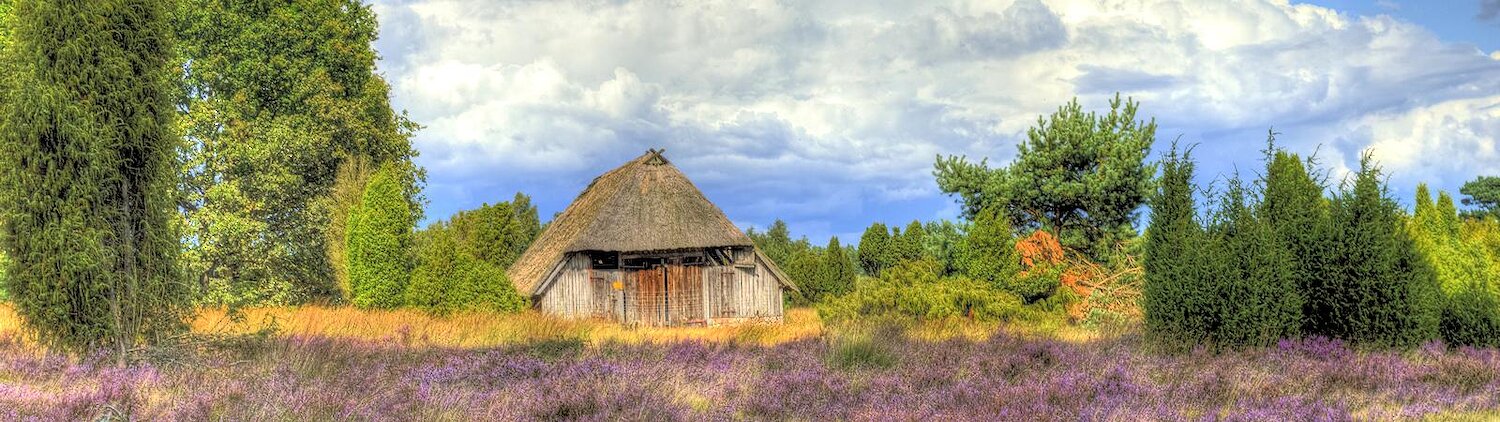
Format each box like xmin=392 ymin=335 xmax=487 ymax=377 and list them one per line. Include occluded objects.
xmin=369 ymin=0 xmax=1500 ymax=244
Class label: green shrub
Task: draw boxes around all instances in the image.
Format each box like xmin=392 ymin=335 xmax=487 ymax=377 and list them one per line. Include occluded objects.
xmin=346 ymin=164 xmax=415 ymax=309
xmin=961 ymin=206 xmax=1019 ymax=287
xmin=819 ymin=259 xmax=1026 ymax=323
xmin=1205 ymin=177 xmax=1302 ymax=348
xmin=1411 ymin=186 xmax=1500 ymax=346
xmin=1315 ymin=154 xmax=1440 ymax=347
xmin=407 ymin=224 xmax=528 ymax=314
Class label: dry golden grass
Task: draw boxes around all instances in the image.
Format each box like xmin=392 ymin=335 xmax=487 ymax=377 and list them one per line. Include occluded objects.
xmin=194 ymin=306 xmax=827 ymax=348
xmin=0 ymin=302 xmax=1106 ymax=351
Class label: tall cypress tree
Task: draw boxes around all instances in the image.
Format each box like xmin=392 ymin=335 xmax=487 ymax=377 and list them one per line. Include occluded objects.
xmin=1142 ymin=144 xmax=1215 ymax=344
xmin=1317 ymin=154 xmax=1440 ymax=347
xmin=0 ymin=0 xmax=190 ymax=354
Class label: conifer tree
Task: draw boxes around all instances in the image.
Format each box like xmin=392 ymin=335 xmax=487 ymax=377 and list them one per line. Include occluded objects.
xmin=936 ymin=94 xmax=1156 ymax=259
xmin=893 ymin=220 xmax=927 ymax=264
xmin=1208 ymin=176 xmax=1302 ymax=347
xmin=1410 ymin=186 xmax=1500 ymax=346
xmin=962 ymin=206 xmax=1018 ymax=287
xmin=1316 ymin=154 xmax=1440 ymax=347
xmin=857 ymin=222 xmax=891 ymax=276
xmin=0 ymin=0 xmax=191 ymax=353
xmin=1257 ymin=143 xmax=1328 ymax=334
xmin=346 ymin=164 xmax=414 ymax=309
xmin=1142 ymin=145 xmax=1215 ymax=344
xmin=818 ymin=236 xmax=857 ymax=302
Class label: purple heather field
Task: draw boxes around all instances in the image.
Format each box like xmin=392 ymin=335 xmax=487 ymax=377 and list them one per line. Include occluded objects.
xmin=3 ymin=329 xmax=1499 ymax=421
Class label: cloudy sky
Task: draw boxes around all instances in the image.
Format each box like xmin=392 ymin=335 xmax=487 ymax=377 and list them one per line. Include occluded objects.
xmin=369 ymin=0 xmax=1500 ymax=243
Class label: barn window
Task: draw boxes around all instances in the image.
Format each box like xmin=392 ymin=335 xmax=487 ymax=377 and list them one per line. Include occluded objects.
xmin=589 ymin=252 xmax=619 ymax=269
xmin=682 ymin=255 xmax=706 ymax=266
xmin=622 ymin=257 xmax=664 ymax=269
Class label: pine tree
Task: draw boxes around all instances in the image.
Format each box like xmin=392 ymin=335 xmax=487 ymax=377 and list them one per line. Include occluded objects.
xmin=936 ymin=94 xmax=1156 ymax=259
xmin=893 ymin=220 xmax=927 ymax=264
xmin=1142 ymin=144 xmax=1215 ymax=345
xmin=0 ymin=0 xmax=191 ymax=354
xmin=346 ymin=164 xmax=414 ymax=309
xmin=857 ymin=223 xmax=891 ymax=276
xmin=1317 ymin=154 xmax=1440 ymax=347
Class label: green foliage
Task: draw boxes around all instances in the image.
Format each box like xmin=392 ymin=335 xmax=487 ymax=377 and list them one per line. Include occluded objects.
xmin=406 ymin=223 xmax=527 ymax=314
xmin=1205 ymin=177 xmax=1302 ymax=347
xmin=441 ymin=193 xmax=542 ymax=269
xmin=1257 ymin=144 xmax=1328 ymax=334
xmin=0 ymin=249 xmax=7 ymax=301
xmin=890 ymin=221 xmax=927 ymax=264
xmin=750 ymin=220 xmax=795 ymax=268
xmin=813 ymin=237 xmax=858 ymax=303
xmin=1142 ymin=144 xmax=1216 ymax=345
xmin=346 ymin=164 xmax=415 ymax=309
xmin=1410 ymin=186 xmax=1500 ymax=346
xmin=856 ymin=222 xmax=892 ymax=277
xmin=1459 ymin=176 xmax=1500 ymax=220
xmin=936 ymin=94 xmax=1156 ymax=259
xmin=819 ymin=259 xmax=1026 ymax=323
xmin=0 ymin=0 xmax=191 ymax=353
xmin=175 ymin=0 xmax=424 ymax=305
xmin=961 ymin=206 xmax=1019 ymax=288
xmin=1313 ymin=155 xmax=1440 ymax=347
xmin=746 ymin=220 xmax=856 ymax=305
xmin=920 ymin=220 xmax=969 ymax=277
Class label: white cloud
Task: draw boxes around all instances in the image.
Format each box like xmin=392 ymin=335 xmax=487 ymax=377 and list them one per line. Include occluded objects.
xmin=372 ymin=0 xmax=1500 ymax=240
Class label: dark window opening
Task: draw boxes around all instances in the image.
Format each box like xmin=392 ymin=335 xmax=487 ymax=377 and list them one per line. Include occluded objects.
xmin=622 ymin=257 xmax=665 ymax=269
xmin=589 ymin=252 xmax=619 ymax=270
xmin=682 ymin=255 xmax=706 ymax=266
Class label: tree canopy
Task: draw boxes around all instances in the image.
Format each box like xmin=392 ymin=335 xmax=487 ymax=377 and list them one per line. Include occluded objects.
xmin=174 ymin=0 xmax=424 ymax=305
xmin=935 ymin=94 xmax=1156 ymax=259
xmin=1460 ymin=176 xmax=1500 ymax=221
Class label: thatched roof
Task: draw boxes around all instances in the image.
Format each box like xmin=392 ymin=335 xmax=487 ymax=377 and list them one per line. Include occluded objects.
xmin=507 ymin=149 xmax=767 ymax=295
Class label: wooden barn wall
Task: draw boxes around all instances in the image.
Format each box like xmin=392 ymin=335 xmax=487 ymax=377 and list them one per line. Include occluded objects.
xmin=703 ymin=249 xmax=784 ymax=323
xmin=537 ymin=249 xmax=784 ymax=325
xmin=537 ymin=253 xmax=608 ymax=318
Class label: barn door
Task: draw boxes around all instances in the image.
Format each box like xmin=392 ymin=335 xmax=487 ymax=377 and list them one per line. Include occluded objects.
xmin=633 ymin=267 xmax=666 ymax=326
xmin=666 ymin=264 xmax=704 ymax=325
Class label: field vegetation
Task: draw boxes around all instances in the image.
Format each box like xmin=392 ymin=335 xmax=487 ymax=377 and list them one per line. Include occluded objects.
xmin=2 ymin=1 xmax=1500 ymax=420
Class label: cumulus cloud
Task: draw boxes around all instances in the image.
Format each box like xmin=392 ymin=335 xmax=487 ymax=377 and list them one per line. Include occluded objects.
xmin=371 ymin=0 xmax=1500 ymax=240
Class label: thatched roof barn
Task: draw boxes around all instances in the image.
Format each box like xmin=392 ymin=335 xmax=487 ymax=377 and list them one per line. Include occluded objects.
xmin=507 ymin=149 xmax=796 ymax=326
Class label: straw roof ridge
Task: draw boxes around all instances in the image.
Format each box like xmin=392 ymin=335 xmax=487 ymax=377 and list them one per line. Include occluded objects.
xmin=506 ymin=150 xmax=763 ymax=295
